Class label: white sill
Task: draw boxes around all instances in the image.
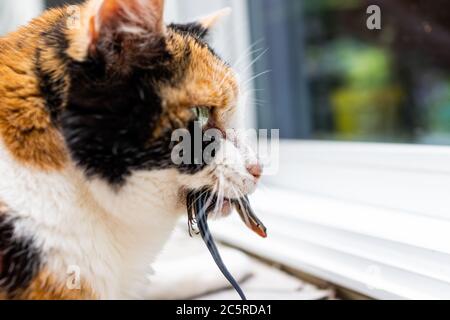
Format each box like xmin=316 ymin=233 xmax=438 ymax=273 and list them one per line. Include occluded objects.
xmin=211 ymin=187 xmax=450 ymax=300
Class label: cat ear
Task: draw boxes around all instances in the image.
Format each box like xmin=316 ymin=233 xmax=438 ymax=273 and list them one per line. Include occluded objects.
xmin=197 ymin=7 xmax=232 ymax=30
xmin=89 ymin=0 xmax=165 ymax=47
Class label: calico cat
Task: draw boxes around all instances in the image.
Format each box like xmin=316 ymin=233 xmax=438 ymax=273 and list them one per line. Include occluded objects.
xmin=0 ymin=0 xmax=262 ymax=300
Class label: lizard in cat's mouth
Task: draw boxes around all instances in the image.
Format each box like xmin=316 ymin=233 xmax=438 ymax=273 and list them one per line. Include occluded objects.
xmin=186 ymin=189 xmax=267 ymax=238
xmin=186 ymin=188 xmax=267 ymax=300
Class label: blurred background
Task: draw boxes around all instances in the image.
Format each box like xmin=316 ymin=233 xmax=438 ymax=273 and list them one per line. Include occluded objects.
xmin=249 ymin=0 xmax=450 ymax=145
xmin=2 ymin=0 xmax=450 ymax=300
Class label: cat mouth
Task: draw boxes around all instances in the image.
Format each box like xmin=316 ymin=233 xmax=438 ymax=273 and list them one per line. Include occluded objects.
xmin=210 ymin=198 xmax=233 ymax=218
xmin=186 ymin=189 xmax=267 ymax=238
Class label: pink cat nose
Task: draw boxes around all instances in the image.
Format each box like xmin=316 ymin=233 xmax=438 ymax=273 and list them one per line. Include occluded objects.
xmin=247 ymin=163 xmax=263 ymax=179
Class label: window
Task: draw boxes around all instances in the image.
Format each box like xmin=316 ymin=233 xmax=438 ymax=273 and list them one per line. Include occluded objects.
xmin=248 ymin=0 xmax=450 ymax=145
xmin=242 ymin=0 xmax=450 ymax=217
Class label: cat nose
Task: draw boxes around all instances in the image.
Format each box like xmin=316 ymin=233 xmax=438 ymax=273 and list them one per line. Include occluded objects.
xmin=246 ymin=163 xmax=263 ymax=179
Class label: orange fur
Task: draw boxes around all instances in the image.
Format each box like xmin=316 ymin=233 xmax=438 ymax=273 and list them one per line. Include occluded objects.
xmin=158 ymin=31 xmax=239 ymax=132
xmin=66 ymin=1 xmax=100 ymax=61
xmin=0 ymin=9 xmax=68 ymax=171
xmin=0 ymin=201 xmax=7 ymax=213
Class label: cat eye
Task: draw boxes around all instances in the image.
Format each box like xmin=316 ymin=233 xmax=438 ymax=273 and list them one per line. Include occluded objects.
xmin=192 ymin=107 xmax=211 ymax=126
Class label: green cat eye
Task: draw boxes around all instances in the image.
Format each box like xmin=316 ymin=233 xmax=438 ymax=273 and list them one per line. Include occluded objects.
xmin=192 ymin=107 xmax=211 ymax=126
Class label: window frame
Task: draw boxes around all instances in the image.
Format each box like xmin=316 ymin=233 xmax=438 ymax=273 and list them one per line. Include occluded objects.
xmin=266 ymin=140 xmax=450 ymax=220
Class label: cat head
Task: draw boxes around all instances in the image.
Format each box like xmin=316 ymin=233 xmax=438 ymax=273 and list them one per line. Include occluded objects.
xmin=36 ymin=0 xmax=262 ymax=213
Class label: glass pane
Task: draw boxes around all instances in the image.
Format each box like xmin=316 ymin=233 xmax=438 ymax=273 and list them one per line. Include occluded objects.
xmin=248 ymin=0 xmax=450 ymax=144
xmin=0 ymin=0 xmax=43 ymax=35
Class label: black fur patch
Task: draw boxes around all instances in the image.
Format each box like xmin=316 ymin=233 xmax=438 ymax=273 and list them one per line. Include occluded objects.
xmin=63 ymin=50 xmax=210 ymax=185
xmin=40 ymin=14 xmax=70 ymax=61
xmin=35 ymin=14 xmax=70 ymax=122
xmin=0 ymin=214 xmax=42 ymax=298
xmin=63 ymin=64 xmax=165 ymax=184
xmin=35 ymin=48 xmax=66 ymax=122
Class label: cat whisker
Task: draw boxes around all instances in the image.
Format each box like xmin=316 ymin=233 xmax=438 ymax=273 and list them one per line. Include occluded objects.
xmin=231 ymin=38 xmax=265 ymax=70
xmin=187 ymin=188 xmax=211 ymax=212
xmin=240 ymin=69 xmax=271 ymax=87
xmin=211 ymin=177 xmax=222 ymax=215
xmin=206 ymin=181 xmax=219 ymax=212
xmin=239 ymin=48 xmax=269 ymax=76
xmin=211 ymin=174 xmax=226 ymax=219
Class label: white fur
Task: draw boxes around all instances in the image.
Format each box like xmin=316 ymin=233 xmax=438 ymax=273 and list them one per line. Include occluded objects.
xmin=0 ymin=140 xmax=183 ymax=299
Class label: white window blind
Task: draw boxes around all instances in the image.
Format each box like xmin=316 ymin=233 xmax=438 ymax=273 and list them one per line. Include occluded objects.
xmin=213 ymin=141 xmax=450 ymax=299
